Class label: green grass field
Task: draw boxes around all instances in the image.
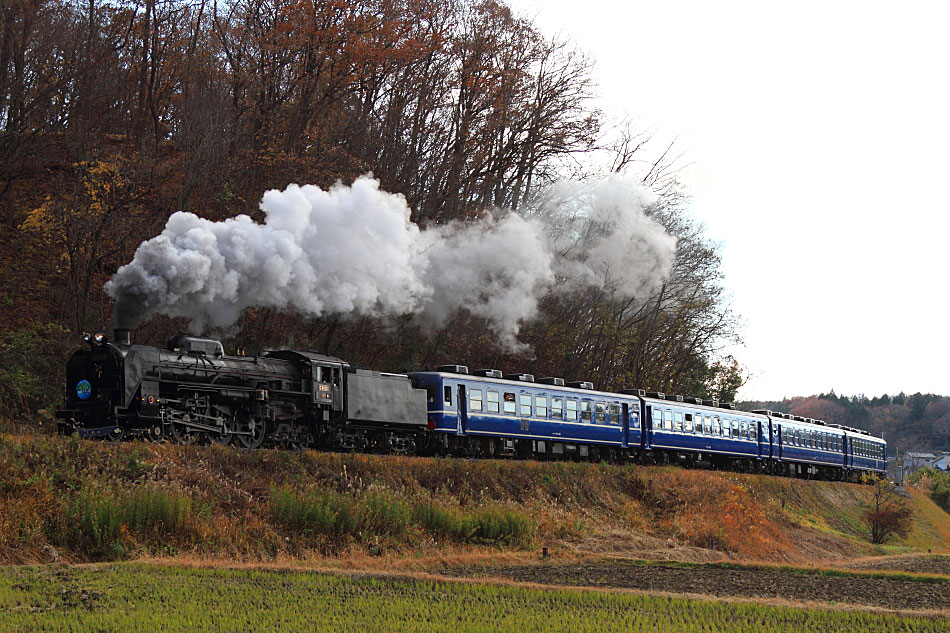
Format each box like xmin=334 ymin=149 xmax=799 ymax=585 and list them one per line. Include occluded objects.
xmin=0 ymin=564 xmax=946 ymax=633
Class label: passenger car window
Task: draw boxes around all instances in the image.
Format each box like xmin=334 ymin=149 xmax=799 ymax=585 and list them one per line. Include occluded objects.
xmin=487 ymin=391 xmax=500 ymax=413
xmin=674 ymin=411 xmax=683 ymax=432
xmin=664 ymin=410 xmax=673 ymax=430
xmin=581 ymin=401 xmax=592 ymax=423
xmin=595 ymin=402 xmax=606 ymax=424
xmin=520 ymin=394 xmax=532 ymax=417
xmin=704 ymin=416 xmax=712 ymax=434
xmin=536 ymin=396 xmax=548 ymax=418
xmin=732 ymin=420 xmax=740 ymax=438
xmin=444 ymin=386 xmax=452 ymax=405
xmin=503 ymin=392 xmax=516 ymax=414
xmin=653 ymin=409 xmax=661 ymax=429
xmin=469 ymin=389 xmax=483 ymax=412
xmin=552 ymin=398 xmax=563 ymax=420
xmin=684 ymin=413 xmax=694 ymax=433
xmin=713 ymin=417 xmax=721 ymax=435
xmin=566 ymin=399 xmax=578 ymax=420
xmin=609 ymin=403 xmax=620 ymax=425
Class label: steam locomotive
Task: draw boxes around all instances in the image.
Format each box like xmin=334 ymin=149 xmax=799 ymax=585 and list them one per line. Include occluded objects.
xmin=56 ymin=329 xmax=427 ymax=452
xmin=56 ymin=329 xmax=887 ymax=481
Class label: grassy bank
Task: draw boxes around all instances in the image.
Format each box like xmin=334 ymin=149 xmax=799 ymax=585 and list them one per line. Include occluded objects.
xmin=1 ymin=564 xmax=947 ymax=632
xmin=0 ymin=432 xmax=948 ymax=564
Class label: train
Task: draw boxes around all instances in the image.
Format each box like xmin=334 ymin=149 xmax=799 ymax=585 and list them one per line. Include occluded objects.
xmin=56 ymin=329 xmax=887 ymax=481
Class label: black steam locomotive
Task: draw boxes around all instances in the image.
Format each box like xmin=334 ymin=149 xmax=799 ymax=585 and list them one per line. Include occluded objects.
xmin=56 ymin=329 xmax=427 ymax=451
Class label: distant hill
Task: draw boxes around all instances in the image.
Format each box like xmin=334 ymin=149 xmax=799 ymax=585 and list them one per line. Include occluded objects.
xmin=739 ymin=392 xmax=950 ymax=455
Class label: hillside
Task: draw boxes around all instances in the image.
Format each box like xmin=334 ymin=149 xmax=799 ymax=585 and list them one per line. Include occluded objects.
xmin=1 ymin=433 xmax=947 ymax=567
xmin=740 ymin=392 xmax=950 ymax=455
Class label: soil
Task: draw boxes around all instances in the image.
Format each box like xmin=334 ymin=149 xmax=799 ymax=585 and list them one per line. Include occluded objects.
xmin=840 ymin=554 xmax=950 ymax=576
xmin=444 ymin=561 xmax=950 ymax=612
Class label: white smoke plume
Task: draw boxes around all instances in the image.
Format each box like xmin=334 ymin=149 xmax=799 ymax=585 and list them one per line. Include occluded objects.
xmin=106 ymin=174 xmax=676 ymax=348
xmin=531 ymin=175 xmax=677 ymax=299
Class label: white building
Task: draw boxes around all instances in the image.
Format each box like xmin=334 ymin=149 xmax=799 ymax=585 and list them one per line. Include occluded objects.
xmin=903 ymin=451 xmax=950 ymax=475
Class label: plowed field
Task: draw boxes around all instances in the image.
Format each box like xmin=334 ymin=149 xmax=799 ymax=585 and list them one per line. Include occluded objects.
xmin=446 ymin=561 xmax=950 ymax=612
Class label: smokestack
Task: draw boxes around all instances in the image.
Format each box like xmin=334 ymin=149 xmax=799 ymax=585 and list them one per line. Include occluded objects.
xmin=114 ymin=328 xmax=131 ymax=346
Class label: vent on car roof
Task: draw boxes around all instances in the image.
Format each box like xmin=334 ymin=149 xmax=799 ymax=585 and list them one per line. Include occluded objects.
xmin=793 ymin=415 xmax=805 ymax=422
xmin=684 ymin=397 xmax=703 ymax=405
xmin=504 ymin=373 xmax=535 ymax=382
xmin=665 ymin=394 xmax=684 ymax=402
xmin=646 ymin=392 xmax=665 ymax=399
xmin=751 ymin=409 xmax=771 ymax=415
xmin=621 ymin=388 xmax=646 ymax=396
xmin=719 ymin=402 xmax=736 ymax=410
xmin=472 ymin=369 xmax=502 ymax=378
xmin=538 ymin=377 xmax=565 ymax=386
xmin=567 ymin=381 xmax=594 ymax=390
xmin=437 ymin=364 xmax=469 ymax=375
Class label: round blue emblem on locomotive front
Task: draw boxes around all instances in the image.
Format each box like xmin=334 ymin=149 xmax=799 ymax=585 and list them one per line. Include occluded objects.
xmin=76 ymin=380 xmax=92 ymax=400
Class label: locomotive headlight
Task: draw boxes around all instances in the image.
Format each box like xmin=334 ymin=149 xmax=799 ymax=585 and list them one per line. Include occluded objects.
xmin=82 ymin=332 xmax=93 ymax=344
xmin=93 ymin=331 xmax=106 ymax=345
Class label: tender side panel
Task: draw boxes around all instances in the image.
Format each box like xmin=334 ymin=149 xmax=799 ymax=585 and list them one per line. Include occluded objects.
xmin=346 ymin=370 xmax=427 ymax=426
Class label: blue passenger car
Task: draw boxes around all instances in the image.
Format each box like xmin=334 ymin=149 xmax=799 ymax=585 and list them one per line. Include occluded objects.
xmin=642 ymin=394 xmax=770 ymax=468
xmin=753 ymin=411 xmax=886 ymax=478
xmin=408 ymin=368 xmax=642 ymax=458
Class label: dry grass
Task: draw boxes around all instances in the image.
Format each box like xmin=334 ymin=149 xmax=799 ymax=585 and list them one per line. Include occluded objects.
xmin=0 ymin=432 xmax=947 ymax=566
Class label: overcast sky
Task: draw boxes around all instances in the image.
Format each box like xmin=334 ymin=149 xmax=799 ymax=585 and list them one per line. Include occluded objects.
xmin=508 ymin=0 xmax=950 ymax=401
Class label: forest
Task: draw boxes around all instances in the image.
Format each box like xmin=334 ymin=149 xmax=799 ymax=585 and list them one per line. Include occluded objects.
xmin=3 ymin=0 xmax=739 ymax=421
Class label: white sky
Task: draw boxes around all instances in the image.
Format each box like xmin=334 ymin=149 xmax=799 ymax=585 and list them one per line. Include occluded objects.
xmin=508 ymin=0 xmax=950 ymax=400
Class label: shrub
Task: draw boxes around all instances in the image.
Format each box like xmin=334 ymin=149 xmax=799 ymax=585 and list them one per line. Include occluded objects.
xmin=362 ymin=491 xmax=411 ymax=537
xmin=907 ymin=467 xmax=950 ymax=515
xmin=864 ymin=481 xmax=913 ymax=544
xmin=270 ymin=487 xmax=359 ymax=539
xmin=51 ymin=487 xmax=207 ymax=558
xmin=465 ymin=508 xmax=534 ymax=546
xmin=412 ymin=502 xmax=535 ymax=546
xmin=931 ymin=478 xmax=950 ymax=514
xmin=412 ymin=502 xmax=470 ymax=541
xmin=55 ymin=492 xmax=125 ymax=557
